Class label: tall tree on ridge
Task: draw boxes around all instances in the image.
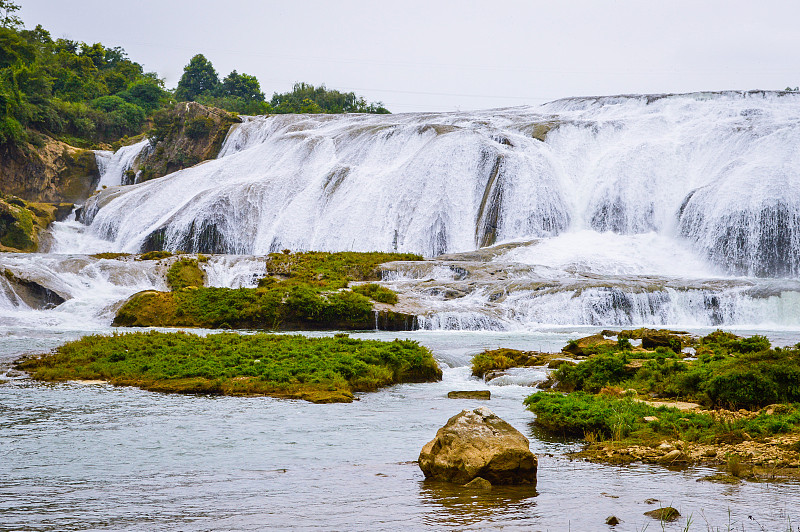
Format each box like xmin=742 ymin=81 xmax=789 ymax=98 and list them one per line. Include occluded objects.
xmin=175 ymin=54 xmax=219 ymax=102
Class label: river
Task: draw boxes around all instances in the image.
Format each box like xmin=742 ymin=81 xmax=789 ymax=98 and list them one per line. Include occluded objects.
xmin=2 ymin=326 xmax=799 ymax=531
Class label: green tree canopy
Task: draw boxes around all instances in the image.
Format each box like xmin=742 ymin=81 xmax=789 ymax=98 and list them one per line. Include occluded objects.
xmin=175 ymin=54 xmax=219 ymax=101
xmin=270 ymin=82 xmax=389 ymax=114
xmin=221 ymin=70 xmax=264 ymax=102
xmin=0 ymin=14 xmax=169 ymax=148
xmin=0 ymin=0 xmax=22 ymax=29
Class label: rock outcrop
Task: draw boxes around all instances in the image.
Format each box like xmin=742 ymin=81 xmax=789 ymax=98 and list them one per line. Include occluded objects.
xmin=1 ymin=269 xmax=66 ymax=308
xmin=126 ymin=102 xmax=241 ymax=183
xmin=0 ymin=196 xmax=73 ymax=252
xmin=418 ymin=407 xmax=537 ymax=485
xmin=0 ymin=138 xmax=99 ymax=203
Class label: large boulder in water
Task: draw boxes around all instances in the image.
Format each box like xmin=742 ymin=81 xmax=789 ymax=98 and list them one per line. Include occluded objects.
xmin=418 ymin=407 xmax=537 ymax=485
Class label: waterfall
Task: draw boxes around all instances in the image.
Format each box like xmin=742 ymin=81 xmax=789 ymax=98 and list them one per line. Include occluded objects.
xmin=94 ymin=138 xmax=151 ymax=189
xmin=65 ymin=91 xmax=800 ymax=278
xmin=17 ymin=90 xmax=800 ymax=330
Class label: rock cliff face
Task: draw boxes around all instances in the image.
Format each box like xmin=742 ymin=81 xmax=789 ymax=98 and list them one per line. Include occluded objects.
xmin=126 ymin=102 xmax=241 ymax=184
xmin=0 ymin=195 xmax=73 ymax=252
xmin=0 ymin=137 xmax=99 ymax=203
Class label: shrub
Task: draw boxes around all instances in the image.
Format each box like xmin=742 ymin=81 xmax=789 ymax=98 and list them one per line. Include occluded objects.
xmin=555 ymin=353 xmax=629 ymax=393
xmin=351 ymin=283 xmax=398 ymax=304
xmin=183 ymin=116 xmax=213 ymax=139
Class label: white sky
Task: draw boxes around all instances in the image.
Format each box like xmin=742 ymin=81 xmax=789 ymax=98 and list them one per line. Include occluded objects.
xmin=20 ymin=0 xmax=800 ymax=113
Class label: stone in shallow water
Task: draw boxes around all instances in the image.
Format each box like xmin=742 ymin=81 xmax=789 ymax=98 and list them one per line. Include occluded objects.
xmin=463 ymin=477 xmax=492 ymax=489
xmin=418 ymin=407 xmax=537 ymax=485
xmin=447 ymin=390 xmax=491 ymax=400
xmin=644 ymin=507 xmax=680 ymax=521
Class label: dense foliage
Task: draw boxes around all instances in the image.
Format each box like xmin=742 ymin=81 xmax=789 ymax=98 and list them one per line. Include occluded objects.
xmin=270 ymin=82 xmax=389 ymax=114
xmin=176 ymin=57 xmax=390 ymax=116
xmin=175 ymin=54 xmax=270 ymax=115
xmin=0 ymin=2 xmax=389 ymax=151
xmin=351 ymin=283 xmax=398 ymax=304
xmin=0 ymin=6 xmax=169 ymax=148
xmin=16 ymin=331 xmax=442 ymax=402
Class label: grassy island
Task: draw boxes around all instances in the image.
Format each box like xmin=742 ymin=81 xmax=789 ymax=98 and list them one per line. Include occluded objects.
xmin=16 ymin=331 xmax=442 ymax=403
xmin=113 ymin=251 xmax=420 ymax=331
xmin=522 ymin=330 xmax=800 ymax=480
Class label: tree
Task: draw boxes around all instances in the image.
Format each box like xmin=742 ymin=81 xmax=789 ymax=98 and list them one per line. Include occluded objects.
xmin=221 ymin=70 xmax=264 ymax=102
xmin=0 ymin=26 xmax=32 ymax=68
xmin=0 ymin=0 xmax=21 ymax=29
xmin=270 ymin=82 xmax=389 ymax=114
xmin=175 ymin=54 xmax=219 ymax=101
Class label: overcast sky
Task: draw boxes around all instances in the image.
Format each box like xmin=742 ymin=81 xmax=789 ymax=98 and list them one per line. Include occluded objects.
xmin=19 ymin=0 xmax=800 ymax=113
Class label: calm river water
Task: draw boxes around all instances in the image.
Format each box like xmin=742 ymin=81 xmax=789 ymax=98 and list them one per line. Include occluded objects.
xmin=2 ymin=326 xmax=800 ymax=531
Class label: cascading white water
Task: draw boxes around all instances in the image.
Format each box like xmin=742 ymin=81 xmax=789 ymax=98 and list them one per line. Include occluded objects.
xmin=20 ymin=90 xmax=800 ymax=330
xmin=94 ymin=138 xmax=151 ymax=189
xmin=202 ymin=255 xmax=266 ymax=288
xmin=66 ymin=91 xmax=800 ymax=279
xmin=0 ymin=253 xmax=165 ymax=328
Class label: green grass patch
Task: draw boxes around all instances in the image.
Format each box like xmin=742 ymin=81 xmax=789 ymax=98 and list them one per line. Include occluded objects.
xmin=16 ymin=331 xmax=442 ymax=403
xmin=552 ymin=331 xmax=800 ymax=410
xmin=351 ymin=283 xmax=398 ymax=304
xmin=138 ymin=251 xmax=174 ymax=261
xmin=90 ymin=252 xmax=131 ymax=260
xmin=166 ymin=258 xmax=205 ymax=290
xmin=261 ymin=251 xmax=421 ymax=291
xmin=525 ymin=392 xmax=800 ymax=442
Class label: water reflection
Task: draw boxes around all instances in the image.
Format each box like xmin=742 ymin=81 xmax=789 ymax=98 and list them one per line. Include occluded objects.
xmin=418 ymin=480 xmax=538 ymax=529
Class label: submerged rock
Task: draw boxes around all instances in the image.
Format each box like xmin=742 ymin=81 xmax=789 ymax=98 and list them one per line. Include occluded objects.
xmin=447 ymin=390 xmax=491 ymax=400
xmin=418 ymin=407 xmax=537 ymax=485
xmin=644 ymin=507 xmax=680 ymax=521
xmin=463 ymin=477 xmax=492 ymax=489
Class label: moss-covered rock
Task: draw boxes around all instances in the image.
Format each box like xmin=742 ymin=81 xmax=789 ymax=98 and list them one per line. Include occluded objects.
xmin=0 ymin=137 xmax=99 ymax=203
xmin=471 ymin=348 xmax=557 ymax=378
xmin=128 ymin=102 xmax=241 ymax=182
xmin=0 ymin=195 xmax=73 ymax=252
xmin=114 ymin=251 xmax=422 ymax=331
xmin=166 ymin=258 xmax=205 ymax=290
